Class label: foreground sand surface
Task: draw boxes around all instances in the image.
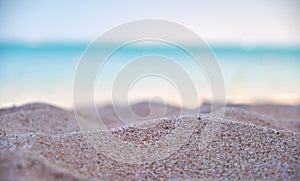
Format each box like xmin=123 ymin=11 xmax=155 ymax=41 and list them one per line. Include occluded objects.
xmin=0 ymin=103 xmax=299 ymax=180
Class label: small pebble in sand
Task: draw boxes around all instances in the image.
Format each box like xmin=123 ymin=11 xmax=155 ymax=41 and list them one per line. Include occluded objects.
xmin=0 ymin=129 xmax=6 ymax=137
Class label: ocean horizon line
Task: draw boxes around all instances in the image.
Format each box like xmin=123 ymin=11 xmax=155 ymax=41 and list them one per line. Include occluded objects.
xmin=0 ymin=41 xmax=300 ymax=54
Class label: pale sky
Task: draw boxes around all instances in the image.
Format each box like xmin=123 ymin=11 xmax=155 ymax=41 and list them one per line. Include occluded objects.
xmin=0 ymin=0 xmax=299 ymax=45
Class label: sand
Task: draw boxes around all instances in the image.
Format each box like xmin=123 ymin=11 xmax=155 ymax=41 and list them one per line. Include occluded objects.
xmin=0 ymin=103 xmax=299 ymax=180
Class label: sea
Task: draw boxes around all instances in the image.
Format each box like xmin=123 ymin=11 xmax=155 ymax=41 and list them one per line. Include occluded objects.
xmin=0 ymin=42 xmax=299 ymax=108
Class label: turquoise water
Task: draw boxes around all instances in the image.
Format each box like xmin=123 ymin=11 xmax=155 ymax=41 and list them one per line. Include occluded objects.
xmin=0 ymin=43 xmax=300 ymax=107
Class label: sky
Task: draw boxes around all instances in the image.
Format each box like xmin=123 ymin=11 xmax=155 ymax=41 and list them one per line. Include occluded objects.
xmin=0 ymin=0 xmax=299 ymax=45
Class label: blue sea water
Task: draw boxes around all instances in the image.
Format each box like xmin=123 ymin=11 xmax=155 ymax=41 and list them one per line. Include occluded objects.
xmin=0 ymin=43 xmax=299 ymax=108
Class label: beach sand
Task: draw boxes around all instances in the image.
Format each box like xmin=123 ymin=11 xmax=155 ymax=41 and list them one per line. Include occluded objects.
xmin=0 ymin=103 xmax=299 ymax=180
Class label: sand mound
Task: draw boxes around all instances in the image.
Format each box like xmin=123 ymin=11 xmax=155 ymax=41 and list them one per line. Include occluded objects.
xmin=0 ymin=103 xmax=299 ymax=180
xmin=225 ymin=107 xmax=300 ymax=132
xmin=0 ymin=103 xmax=79 ymax=135
xmin=0 ymin=151 xmax=86 ymax=181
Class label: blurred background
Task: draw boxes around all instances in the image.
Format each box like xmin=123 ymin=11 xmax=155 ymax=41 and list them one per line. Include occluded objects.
xmin=0 ymin=0 xmax=299 ymax=108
